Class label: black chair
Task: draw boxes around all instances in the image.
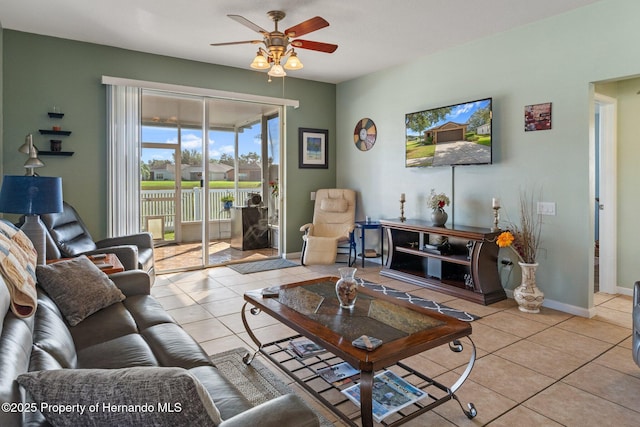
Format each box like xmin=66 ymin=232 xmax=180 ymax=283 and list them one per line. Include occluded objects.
xmin=39 ymin=202 xmax=155 ymax=283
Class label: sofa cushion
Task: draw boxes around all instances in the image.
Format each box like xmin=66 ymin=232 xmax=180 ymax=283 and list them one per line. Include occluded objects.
xmin=69 ymin=301 xmax=138 ymax=351
xmin=76 ymin=334 xmax=159 ymax=369
xmin=17 ymin=367 xmax=222 ymax=427
xmin=142 ymin=323 xmax=213 ymax=369
xmin=32 ymin=301 xmax=77 ymax=369
xmin=36 ymin=256 xmax=125 ymax=326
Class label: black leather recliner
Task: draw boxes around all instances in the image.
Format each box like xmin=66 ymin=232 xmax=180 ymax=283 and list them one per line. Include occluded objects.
xmin=39 ymin=202 xmax=155 ymax=283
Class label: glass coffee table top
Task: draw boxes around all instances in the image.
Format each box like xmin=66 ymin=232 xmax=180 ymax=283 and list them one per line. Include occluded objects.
xmin=277 ymin=280 xmax=444 ymax=344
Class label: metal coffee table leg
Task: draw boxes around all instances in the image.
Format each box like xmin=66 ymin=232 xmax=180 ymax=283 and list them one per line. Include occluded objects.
xmin=240 ymin=302 xmax=263 ymax=364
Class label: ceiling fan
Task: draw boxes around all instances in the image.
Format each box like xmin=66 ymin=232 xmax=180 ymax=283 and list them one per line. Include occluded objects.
xmin=211 ymin=10 xmax=338 ymax=78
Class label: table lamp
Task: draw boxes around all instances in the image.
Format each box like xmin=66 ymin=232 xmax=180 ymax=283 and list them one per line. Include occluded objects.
xmin=0 ymin=175 xmax=63 ymax=264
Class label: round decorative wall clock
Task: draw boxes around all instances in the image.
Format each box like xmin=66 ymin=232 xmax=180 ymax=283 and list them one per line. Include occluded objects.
xmin=353 ymin=118 xmax=377 ymax=151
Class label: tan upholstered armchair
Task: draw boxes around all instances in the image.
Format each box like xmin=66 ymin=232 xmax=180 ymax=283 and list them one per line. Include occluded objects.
xmin=300 ymin=189 xmax=356 ymax=265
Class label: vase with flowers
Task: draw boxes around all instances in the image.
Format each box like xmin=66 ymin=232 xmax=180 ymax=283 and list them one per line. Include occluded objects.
xmin=496 ymin=190 xmax=544 ymax=313
xmin=427 ymin=189 xmax=450 ymax=226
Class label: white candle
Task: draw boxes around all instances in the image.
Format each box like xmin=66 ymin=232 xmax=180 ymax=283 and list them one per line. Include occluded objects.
xmin=400 ymin=193 xmax=406 ymax=202
xmin=492 ymin=198 xmax=500 ymax=208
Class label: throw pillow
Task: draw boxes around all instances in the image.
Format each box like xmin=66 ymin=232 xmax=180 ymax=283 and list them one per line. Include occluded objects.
xmin=0 ymin=219 xmax=38 ymax=317
xmin=36 ymin=255 xmax=125 ymax=326
xmin=17 ymin=367 xmax=222 ymax=427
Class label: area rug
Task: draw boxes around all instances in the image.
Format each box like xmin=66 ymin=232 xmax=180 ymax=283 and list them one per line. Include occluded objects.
xmin=362 ymin=281 xmax=480 ymax=321
xmin=210 ymin=347 xmax=332 ymax=427
xmin=228 ymin=258 xmax=299 ymax=274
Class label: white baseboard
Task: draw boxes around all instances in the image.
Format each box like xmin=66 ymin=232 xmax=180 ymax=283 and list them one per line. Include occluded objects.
xmin=504 ymin=289 xmax=596 ymax=318
xmin=616 ymin=286 xmax=633 ymax=297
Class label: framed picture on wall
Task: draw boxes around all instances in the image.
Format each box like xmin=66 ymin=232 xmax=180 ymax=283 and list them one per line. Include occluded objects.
xmin=524 ymin=102 xmax=552 ymax=131
xmin=299 ymin=128 xmax=328 ymax=169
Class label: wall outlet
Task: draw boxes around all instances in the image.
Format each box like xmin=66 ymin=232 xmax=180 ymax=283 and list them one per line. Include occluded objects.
xmin=310 ymin=191 xmax=316 ymax=201
xmin=537 ymin=201 xmax=556 ymax=216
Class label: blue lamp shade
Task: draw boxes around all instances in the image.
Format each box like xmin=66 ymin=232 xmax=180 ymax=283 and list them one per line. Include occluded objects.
xmin=0 ymin=175 xmax=63 ymax=215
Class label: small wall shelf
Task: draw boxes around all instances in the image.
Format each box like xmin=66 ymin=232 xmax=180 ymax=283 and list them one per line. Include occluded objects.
xmin=38 ymin=151 xmax=74 ymax=156
xmin=39 ymin=129 xmax=72 ymax=136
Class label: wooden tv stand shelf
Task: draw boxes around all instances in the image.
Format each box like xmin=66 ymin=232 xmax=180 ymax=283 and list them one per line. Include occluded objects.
xmin=380 ymin=219 xmax=506 ymax=305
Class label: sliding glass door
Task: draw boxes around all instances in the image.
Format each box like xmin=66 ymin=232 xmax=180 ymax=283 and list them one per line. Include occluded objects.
xmin=140 ymin=90 xmax=282 ymax=272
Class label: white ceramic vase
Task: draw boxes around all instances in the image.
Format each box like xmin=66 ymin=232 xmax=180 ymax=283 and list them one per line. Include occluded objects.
xmin=431 ymin=208 xmax=448 ymax=226
xmin=514 ymin=262 xmax=544 ymax=313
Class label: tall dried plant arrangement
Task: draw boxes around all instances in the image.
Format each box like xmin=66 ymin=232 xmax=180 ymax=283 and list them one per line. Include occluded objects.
xmin=496 ymin=189 xmax=542 ymax=264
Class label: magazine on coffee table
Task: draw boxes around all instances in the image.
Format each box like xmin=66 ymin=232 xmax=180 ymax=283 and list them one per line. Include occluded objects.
xmin=342 ymin=370 xmax=426 ymax=422
xmin=317 ymin=362 xmax=359 ymax=385
xmin=288 ymin=338 xmax=326 ymax=358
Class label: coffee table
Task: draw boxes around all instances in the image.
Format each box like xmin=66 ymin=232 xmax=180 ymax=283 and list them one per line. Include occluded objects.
xmin=242 ymin=277 xmax=477 ymax=426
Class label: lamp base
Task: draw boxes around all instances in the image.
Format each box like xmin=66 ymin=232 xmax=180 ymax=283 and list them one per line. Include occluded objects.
xmin=20 ymin=215 xmax=47 ymax=265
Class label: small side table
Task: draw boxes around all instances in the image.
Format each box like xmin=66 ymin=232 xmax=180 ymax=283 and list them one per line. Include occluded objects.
xmin=89 ymin=253 xmax=125 ymax=275
xmin=47 ymin=253 xmax=125 ymax=275
xmin=355 ymin=220 xmax=384 ymax=268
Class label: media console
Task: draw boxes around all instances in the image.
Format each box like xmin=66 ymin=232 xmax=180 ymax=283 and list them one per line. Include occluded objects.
xmin=380 ymin=219 xmax=506 ymax=305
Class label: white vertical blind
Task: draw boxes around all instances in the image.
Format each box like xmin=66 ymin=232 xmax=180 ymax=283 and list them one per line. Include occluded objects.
xmin=106 ymin=85 xmax=141 ymax=236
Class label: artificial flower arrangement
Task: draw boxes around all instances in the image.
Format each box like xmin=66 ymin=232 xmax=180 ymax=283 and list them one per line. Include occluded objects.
xmin=496 ymin=190 xmax=542 ymax=264
xmin=269 ymin=180 xmax=279 ymax=198
xmin=427 ymin=189 xmax=450 ymax=211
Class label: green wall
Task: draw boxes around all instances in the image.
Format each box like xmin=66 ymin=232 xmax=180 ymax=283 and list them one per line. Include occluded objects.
xmin=1 ymin=30 xmax=335 ymax=253
xmin=336 ymin=0 xmax=640 ymax=313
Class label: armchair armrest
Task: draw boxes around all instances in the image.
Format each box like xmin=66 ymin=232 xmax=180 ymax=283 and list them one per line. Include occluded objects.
xmin=81 ymin=245 xmax=139 ymax=270
xmin=219 ymin=394 xmax=318 ymax=427
xmin=300 ymin=223 xmax=313 ymax=234
xmin=109 ymin=270 xmax=151 ymax=296
xmin=97 ymin=232 xmax=153 ymax=249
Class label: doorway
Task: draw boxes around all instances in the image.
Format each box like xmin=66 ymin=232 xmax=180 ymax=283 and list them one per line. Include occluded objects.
xmin=592 ymin=92 xmax=617 ymax=295
xmin=140 ymin=90 xmax=282 ymax=272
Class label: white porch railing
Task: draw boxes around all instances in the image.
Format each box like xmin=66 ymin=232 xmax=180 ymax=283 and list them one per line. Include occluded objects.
xmin=141 ymin=188 xmax=258 ymax=232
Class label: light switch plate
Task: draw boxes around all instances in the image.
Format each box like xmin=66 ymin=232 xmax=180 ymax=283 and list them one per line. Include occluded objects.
xmin=537 ymin=202 xmax=556 ymax=216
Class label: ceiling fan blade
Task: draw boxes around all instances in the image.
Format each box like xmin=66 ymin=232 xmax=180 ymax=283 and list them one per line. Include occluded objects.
xmin=228 ymin=14 xmax=269 ymax=34
xmin=291 ymin=39 xmax=338 ymax=53
xmin=210 ymin=40 xmax=262 ymax=47
xmin=285 ymin=16 xmax=329 ymax=37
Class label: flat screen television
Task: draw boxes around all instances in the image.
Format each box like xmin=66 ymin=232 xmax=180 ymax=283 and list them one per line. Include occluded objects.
xmin=405 ymin=97 xmax=492 ymax=167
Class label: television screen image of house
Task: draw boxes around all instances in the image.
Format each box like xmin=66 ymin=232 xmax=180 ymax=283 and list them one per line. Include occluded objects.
xmin=405 ymin=98 xmax=492 ymax=167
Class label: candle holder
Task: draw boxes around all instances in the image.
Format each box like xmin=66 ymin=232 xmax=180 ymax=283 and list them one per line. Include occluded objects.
xmin=400 ymin=199 xmax=406 ymax=222
xmin=492 ymin=206 xmax=500 ymax=231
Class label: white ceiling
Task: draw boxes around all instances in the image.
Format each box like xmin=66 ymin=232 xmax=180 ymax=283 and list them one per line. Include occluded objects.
xmin=1 ymin=0 xmax=602 ymax=84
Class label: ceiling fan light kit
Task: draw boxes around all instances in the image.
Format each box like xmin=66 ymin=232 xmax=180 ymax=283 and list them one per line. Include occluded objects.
xmin=250 ymin=51 xmax=270 ymax=69
xmin=212 ymin=10 xmax=337 ymax=78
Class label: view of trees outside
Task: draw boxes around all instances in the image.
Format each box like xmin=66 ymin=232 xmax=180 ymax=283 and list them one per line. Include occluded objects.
xmin=141 ymin=122 xmax=268 ymax=190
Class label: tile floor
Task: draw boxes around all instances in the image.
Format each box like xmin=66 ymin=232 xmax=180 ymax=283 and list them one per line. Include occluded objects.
xmin=152 ymin=261 xmax=638 ymax=426
xmin=154 ymin=240 xmax=278 ymax=271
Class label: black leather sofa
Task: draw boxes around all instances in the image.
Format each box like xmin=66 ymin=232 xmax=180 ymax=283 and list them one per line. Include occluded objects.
xmin=0 ymin=269 xmax=318 ymax=426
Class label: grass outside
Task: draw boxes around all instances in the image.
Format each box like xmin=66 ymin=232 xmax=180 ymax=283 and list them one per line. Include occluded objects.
xmin=476 ymin=135 xmax=491 ymax=146
xmin=406 ymin=140 xmax=436 ymax=160
xmin=141 ymin=181 xmax=261 ymax=190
